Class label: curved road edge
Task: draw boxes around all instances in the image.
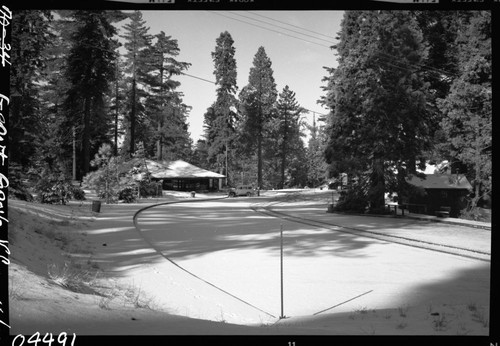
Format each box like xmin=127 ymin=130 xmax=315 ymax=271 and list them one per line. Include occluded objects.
xmin=251 ymin=199 xmax=491 ymax=263
xmin=131 ymin=195 xmax=278 ymax=319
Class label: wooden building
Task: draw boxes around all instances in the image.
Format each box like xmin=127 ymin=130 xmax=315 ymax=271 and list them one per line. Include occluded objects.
xmin=142 ymin=160 xmax=225 ymax=192
xmin=406 ymin=173 xmax=472 ymax=218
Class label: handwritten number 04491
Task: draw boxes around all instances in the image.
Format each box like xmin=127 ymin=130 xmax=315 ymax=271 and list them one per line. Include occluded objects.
xmin=12 ymin=332 xmax=76 ymax=346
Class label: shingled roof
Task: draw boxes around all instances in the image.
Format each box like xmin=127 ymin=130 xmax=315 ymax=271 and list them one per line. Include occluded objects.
xmin=151 ymin=160 xmax=225 ymax=179
xmin=406 ymin=173 xmax=472 ymax=190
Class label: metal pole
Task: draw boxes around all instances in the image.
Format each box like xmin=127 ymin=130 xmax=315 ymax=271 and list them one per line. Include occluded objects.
xmin=280 ymin=223 xmax=284 ymax=319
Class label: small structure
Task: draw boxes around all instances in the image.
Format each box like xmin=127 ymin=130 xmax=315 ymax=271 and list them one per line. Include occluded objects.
xmin=406 ymin=173 xmax=472 ymax=217
xmin=149 ymin=160 xmax=225 ymax=192
xmin=120 ymin=158 xmax=225 ymax=194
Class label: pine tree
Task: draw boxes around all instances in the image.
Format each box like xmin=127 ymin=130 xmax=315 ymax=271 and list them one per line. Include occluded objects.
xmin=306 ymin=114 xmax=327 ymax=188
xmin=159 ymin=96 xmax=193 ymax=162
xmin=239 ymin=46 xmax=277 ymax=189
xmin=37 ymin=12 xmax=75 ymax=179
xmin=121 ymin=10 xmax=152 ymax=156
xmin=317 ymin=66 xmax=336 ymax=114
xmin=272 ymin=86 xmax=305 ymax=189
xmin=412 ymin=11 xmax=468 ymax=170
xmin=9 ymin=10 xmax=53 ymax=169
xmin=109 ymin=56 xmax=127 ymax=156
xmin=206 ymin=31 xmax=239 ymax=185
xmin=191 ymin=139 xmax=210 ymax=169
xmin=142 ymin=31 xmax=191 ymax=161
xmin=203 ymin=104 xmax=224 ymax=174
xmin=63 ymin=10 xmax=123 ymax=179
xmin=324 ymin=11 xmax=431 ymax=212
xmin=437 ymin=11 xmax=491 ymax=210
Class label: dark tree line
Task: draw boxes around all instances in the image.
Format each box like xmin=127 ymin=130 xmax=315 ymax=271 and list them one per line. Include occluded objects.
xmin=322 ymin=10 xmax=491 ymax=214
xmin=9 ymin=10 xmax=310 ymax=200
xmin=9 ymin=10 xmax=192 ymax=200
xmin=9 ymin=10 xmax=489 ymax=210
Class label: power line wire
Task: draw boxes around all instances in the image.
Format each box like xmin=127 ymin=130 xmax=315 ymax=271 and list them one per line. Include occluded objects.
xmin=73 ymin=43 xmax=329 ymax=115
xmin=77 ymin=34 xmax=330 ymax=116
xmin=180 ymin=72 xmax=216 ymax=85
xmin=209 ymin=11 xmax=333 ymax=49
xmin=179 ymin=72 xmax=327 ymax=117
xmin=227 ymin=11 xmax=336 ymax=45
xmin=374 ymin=51 xmax=460 ymax=78
xmin=247 ymin=11 xmax=338 ymax=41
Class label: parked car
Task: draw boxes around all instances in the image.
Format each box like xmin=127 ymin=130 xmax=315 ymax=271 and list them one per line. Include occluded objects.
xmin=228 ymin=185 xmax=256 ymax=197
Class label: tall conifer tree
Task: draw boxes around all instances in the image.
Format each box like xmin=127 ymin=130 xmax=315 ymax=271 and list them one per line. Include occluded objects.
xmin=204 ymin=31 xmax=239 ymax=184
xmin=272 ymin=86 xmax=305 ymax=189
xmin=121 ymin=10 xmax=152 ymax=156
xmin=325 ymin=11 xmax=431 ymax=211
xmin=64 ymin=10 xmax=123 ymax=178
xmin=9 ymin=11 xmax=53 ymax=169
xmin=239 ymin=46 xmax=277 ymax=189
xmin=142 ymin=31 xmax=191 ymax=160
xmin=437 ymin=11 xmax=491 ymax=210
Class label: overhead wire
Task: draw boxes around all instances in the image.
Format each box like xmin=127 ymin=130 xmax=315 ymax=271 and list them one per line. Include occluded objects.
xmin=73 ymin=42 xmax=327 ymax=116
xmin=247 ymin=11 xmax=338 ymax=41
xmin=180 ymin=72 xmax=216 ymax=85
xmin=209 ymin=11 xmax=333 ymax=49
xmin=213 ymin=11 xmax=458 ymax=79
xmin=205 ymin=11 xmax=333 ymax=116
xmin=373 ymin=50 xmax=460 ymax=78
xmin=73 ymin=15 xmax=341 ymax=119
xmin=227 ymin=11 xmax=337 ymax=45
xmin=180 ymin=70 xmax=327 ymax=117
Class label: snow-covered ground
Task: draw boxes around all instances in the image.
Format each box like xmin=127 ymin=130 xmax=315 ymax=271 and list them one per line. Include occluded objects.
xmin=7 ymin=190 xmax=491 ymax=339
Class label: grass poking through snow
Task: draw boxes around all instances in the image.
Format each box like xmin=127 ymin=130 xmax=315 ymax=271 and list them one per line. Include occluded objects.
xmin=47 ymin=262 xmax=99 ymax=293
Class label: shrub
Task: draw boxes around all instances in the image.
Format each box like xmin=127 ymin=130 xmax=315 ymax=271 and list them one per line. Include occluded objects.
xmin=8 ymin=184 xmax=34 ymax=202
xmin=82 ymin=169 xmax=119 ymax=203
xmin=139 ymin=181 xmax=162 ymax=198
xmin=35 ymin=175 xmax=75 ymax=205
xmin=70 ymin=185 xmax=86 ymax=200
xmin=460 ymin=206 xmax=490 ymax=222
xmin=335 ymin=185 xmax=368 ymax=213
xmin=118 ymin=187 xmax=137 ymax=203
xmin=8 ymin=164 xmax=34 ymax=201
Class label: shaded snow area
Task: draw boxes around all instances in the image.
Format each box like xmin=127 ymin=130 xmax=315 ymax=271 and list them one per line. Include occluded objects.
xmin=7 ymin=190 xmax=492 ymax=344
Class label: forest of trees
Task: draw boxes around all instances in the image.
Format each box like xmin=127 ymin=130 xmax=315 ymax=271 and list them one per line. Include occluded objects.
xmin=8 ymin=10 xmax=491 ymax=218
xmin=9 ymin=10 xmax=193 ymax=202
xmin=322 ymin=10 xmax=491 ymax=215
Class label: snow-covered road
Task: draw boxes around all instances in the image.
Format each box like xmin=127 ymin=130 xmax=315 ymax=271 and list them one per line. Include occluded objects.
xmin=134 ymin=195 xmax=490 ymax=322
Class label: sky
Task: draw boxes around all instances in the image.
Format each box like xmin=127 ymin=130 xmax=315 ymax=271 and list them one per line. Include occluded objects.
xmin=115 ymin=10 xmax=344 ymax=144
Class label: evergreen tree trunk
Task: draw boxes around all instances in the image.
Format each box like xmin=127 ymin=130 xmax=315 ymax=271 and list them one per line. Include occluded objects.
xmin=114 ymin=98 xmax=119 ymax=156
xmin=257 ymin=131 xmax=263 ymax=189
xmin=408 ymin=157 xmax=417 ymax=174
xmin=257 ymin=100 xmax=264 ymax=189
xmin=130 ymin=78 xmax=137 ymax=155
xmin=370 ymin=158 xmax=386 ymax=211
xmin=157 ymin=120 xmax=163 ymax=161
xmin=114 ymin=65 xmax=119 ymax=157
xmin=82 ymin=97 xmax=91 ymax=177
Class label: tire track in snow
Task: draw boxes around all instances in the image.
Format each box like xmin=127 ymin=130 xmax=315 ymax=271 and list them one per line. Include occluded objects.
xmin=132 ymin=196 xmax=278 ymax=319
xmin=251 ymin=200 xmax=490 ymax=263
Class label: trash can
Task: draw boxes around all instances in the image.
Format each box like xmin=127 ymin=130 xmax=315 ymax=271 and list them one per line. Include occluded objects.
xmin=92 ymin=200 xmax=101 ymax=213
